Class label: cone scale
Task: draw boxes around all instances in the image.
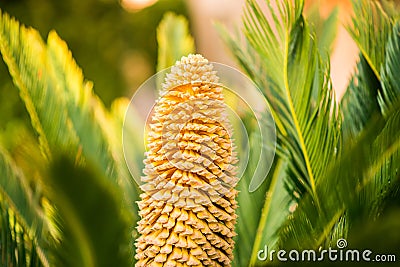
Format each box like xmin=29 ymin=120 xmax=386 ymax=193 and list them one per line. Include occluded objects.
xmin=135 ymin=54 xmax=239 ymax=267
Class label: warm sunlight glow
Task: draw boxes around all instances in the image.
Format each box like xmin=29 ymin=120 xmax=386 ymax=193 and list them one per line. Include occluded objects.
xmin=121 ymin=0 xmax=158 ymax=12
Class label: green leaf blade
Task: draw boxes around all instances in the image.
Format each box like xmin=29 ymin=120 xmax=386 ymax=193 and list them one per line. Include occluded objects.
xmin=0 ymin=11 xmax=79 ymax=160
xmin=47 ymin=156 xmax=132 ymax=267
xmin=0 ymin=146 xmax=49 ymax=266
xmin=379 ymin=21 xmax=400 ymax=115
xmin=221 ymin=0 xmax=342 ymax=258
xmin=156 ymin=12 xmax=195 ymax=72
xmin=347 ymin=0 xmax=392 ymax=80
xmin=0 ymin=10 xmax=138 ymax=205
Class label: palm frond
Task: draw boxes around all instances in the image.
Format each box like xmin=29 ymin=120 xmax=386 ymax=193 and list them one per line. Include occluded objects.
xmin=156 ymin=12 xmax=195 ymax=73
xmin=0 ymin=11 xmax=139 ymax=221
xmin=307 ymin=4 xmax=339 ymax=63
xmin=341 ymin=2 xmax=400 ymax=227
xmin=365 ymin=19 xmax=400 ymax=222
xmin=341 ymin=0 xmax=397 ymax=141
xmin=341 ymin=56 xmax=382 ymax=141
xmin=232 ymin=113 xmax=280 ymax=267
xmin=347 ymin=0 xmax=392 ymax=80
xmin=379 ymin=21 xmax=400 ymax=115
xmin=280 ymin=100 xmax=400 ymax=250
xmin=0 ymin=203 xmax=43 ymax=267
xmin=0 ymin=9 xmax=139 ymax=265
xmin=248 ymin=158 xmax=292 ymax=266
xmin=110 ymin=97 xmax=142 ymax=247
xmin=45 ymin=31 xmax=129 ymax=188
xmin=0 ymin=146 xmax=49 ymax=266
xmin=46 ymin=155 xmax=132 ymax=267
xmin=0 ymin=11 xmax=133 ymax=193
xmin=221 ymin=1 xmax=341 ymax=263
xmin=242 ymin=0 xmax=342 ymax=198
xmin=0 ymin=10 xmax=75 ymax=160
xmin=280 ymin=0 xmax=400 ymax=252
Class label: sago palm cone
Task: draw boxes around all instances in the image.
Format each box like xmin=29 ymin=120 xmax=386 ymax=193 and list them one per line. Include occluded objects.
xmin=135 ymin=54 xmax=239 ymax=267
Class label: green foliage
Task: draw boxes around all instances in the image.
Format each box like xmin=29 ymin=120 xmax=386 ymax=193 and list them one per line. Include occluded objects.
xmin=221 ymin=0 xmax=342 ymax=264
xmin=233 ymin=117 xmax=280 ymax=267
xmin=340 ymin=0 xmax=400 ymax=231
xmin=341 ymin=56 xmax=382 ymax=140
xmin=380 ymin=21 xmax=400 ymax=115
xmin=280 ymin=103 xmax=400 ymax=249
xmin=0 ymin=203 xmax=43 ymax=267
xmin=239 ymin=0 xmax=342 ymax=199
xmin=247 ymin=158 xmax=290 ymax=265
xmin=347 ymin=0 xmax=392 ymax=80
xmin=0 ymin=8 xmax=140 ymax=267
xmin=0 ymin=0 xmax=189 ymax=105
xmin=46 ymin=156 xmax=132 ymax=267
xmin=307 ymin=4 xmax=339 ymax=62
xmin=0 ymin=147 xmax=48 ymax=266
xmin=1 ymin=0 xmax=400 ymax=266
xmin=0 ymin=147 xmax=44 ymax=242
xmin=341 ymin=0 xmax=398 ymax=141
xmin=156 ymin=12 xmax=195 ymax=73
xmin=221 ymin=0 xmax=400 ymax=266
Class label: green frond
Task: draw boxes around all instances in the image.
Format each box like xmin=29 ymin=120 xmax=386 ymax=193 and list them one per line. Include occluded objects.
xmin=0 ymin=9 xmax=139 ymax=265
xmin=0 ymin=10 xmax=76 ymax=160
xmin=248 ymin=159 xmax=292 ymax=266
xmin=241 ymin=0 xmax=342 ymax=199
xmin=341 ymin=56 xmax=382 ymax=141
xmin=347 ymin=0 xmax=392 ymax=80
xmin=0 ymin=10 xmax=136 ymax=201
xmin=0 ymin=146 xmax=49 ymax=266
xmin=156 ymin=12 xmax=195 ymax=72
xmin=364 ymin=21 xmax=400 ymax=222
xmin=341 ymin=3 xmax=400 ymax=221
xmin=361 ymin=101 xmax=400 ymax=221
xmin=232 ymin=116 xmax=278 ymax=267
xmin=307 ymin=4 xmax=339 ymax=62
xmin=110 ymin=97 xmax=142 ymax=199
xmin=45 ymin=31 xmax=125 ymax=186
xmin=280 ymin=100 xmax=400 ymax=250
xmin=110 ymin=97 xmax=142 ymax=246
xmin=46 ymin=156 xmax=132 ymax=267
xmin=0 ymin=203 xmax=44 ymax=267
xmin=222 ymin=0 xmax=342 ymax=264
xmin=379 ymin=21 xmax=400 ymax=115
xmin=342 ymin=0 xmax=400 ymax=141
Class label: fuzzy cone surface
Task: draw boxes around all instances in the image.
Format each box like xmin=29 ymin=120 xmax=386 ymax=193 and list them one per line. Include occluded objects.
xmin=135 ymin=54 xmax=239 ymax=267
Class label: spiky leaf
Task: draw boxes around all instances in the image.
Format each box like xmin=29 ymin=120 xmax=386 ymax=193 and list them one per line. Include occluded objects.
xmin=221 ymin=1 xmax=341 ymax=264
xmin=47 ymin=156 xmax=132 ymax=267
xmin=0 ymin=146 xmax=49 ymax=266
xmin=156 ymin=12 xmax=195 ymax=73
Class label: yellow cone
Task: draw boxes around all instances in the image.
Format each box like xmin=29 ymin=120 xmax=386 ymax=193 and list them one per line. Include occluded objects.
xmin=135 ymin=54 xmax=239 ymax=267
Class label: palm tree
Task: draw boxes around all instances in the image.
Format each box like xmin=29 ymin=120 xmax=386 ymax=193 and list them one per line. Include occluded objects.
xmin=221 ymin=0 xmax=400 ymax=265
xmin=0 ymin=0 xmax=399 ymax=266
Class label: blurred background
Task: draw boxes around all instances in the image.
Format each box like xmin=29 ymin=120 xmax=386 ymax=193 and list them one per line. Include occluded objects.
xmin=0 ymin=0 xmax=357 ymax=149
